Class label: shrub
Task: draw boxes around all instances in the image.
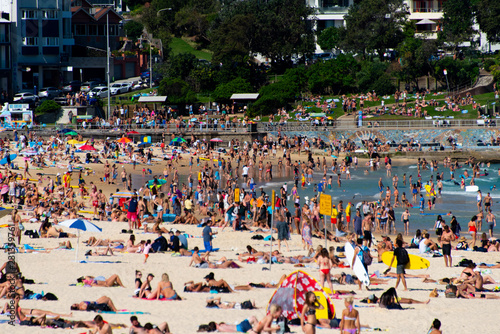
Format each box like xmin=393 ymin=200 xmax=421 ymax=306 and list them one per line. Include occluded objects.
xmin=35 ymin=100 xmax=61 ymax=114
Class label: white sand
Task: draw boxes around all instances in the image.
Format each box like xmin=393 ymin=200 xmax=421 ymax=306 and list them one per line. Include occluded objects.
xmin=1 ymin=217 xmax=499 ymax=334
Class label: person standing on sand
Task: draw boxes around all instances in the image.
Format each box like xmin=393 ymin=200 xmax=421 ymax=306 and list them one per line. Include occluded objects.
xmin=441 ymin=225 xmax=454 ymax=267
xmin=387 ymin=239 xmax=408 ymax=291
xmin=362 ymin=213 xmax=373 ymax=248
xmin=317 ymin=248 xmax=334 ymax=295
xmin=401 ymin=209 xmax=410 ymax=236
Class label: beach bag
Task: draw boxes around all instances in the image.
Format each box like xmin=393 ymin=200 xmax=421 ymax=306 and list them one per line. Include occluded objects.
xmin=399 ymin=248 xmax=410 ymax=265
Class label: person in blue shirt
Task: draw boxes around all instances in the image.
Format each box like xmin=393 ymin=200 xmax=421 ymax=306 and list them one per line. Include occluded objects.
xmin=419 ymin=194 xmax=425 ymax=213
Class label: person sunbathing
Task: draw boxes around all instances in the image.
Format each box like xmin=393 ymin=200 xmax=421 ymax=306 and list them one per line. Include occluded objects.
xmin=204 ymin=256 xmax=241 ymax=269
xmin=77 ymin=274 xmax=125 ymax=287
xmin=2 ymin=302 xmax=73 ymax=318
xmin=13 ymin=294 xmax=46 ymax=327
xmin=0 ymin=275 xmax=24 ymax=299
xmin=70 ymin=296 xmax=118 ymax=312
xmin=84 ymin=237 xmax=123 ymax=247
xmin=45 ymin=223 xmax=76 ymax=238
xmin=183 ymin=281 xmax=211 ymax=293
xmin=144 ymin=219 xmax=168 ymax=234
xmin=146 ymin=273 xmax=180 ymax=300
xmin=84 ymin=245 xmax=114 ymax=256
xmin=206 ymin=297 xmax=256 ymax=309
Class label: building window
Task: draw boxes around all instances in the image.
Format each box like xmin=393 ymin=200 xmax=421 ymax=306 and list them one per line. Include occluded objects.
xmin=98 ymin=25 xmax=105 ymax=36
xmin=75 ymin=25 xmax=86 ymax=36
xmin=109 ymin=25 xmax=117 ymax=36
xmin=88 ymin=25 xmax=97 ymax=36
xmin=22 ymin=10 xmax=37 ymax=19
xmin=22 ymin=37 xmax=38 ymax=46
xmin=43 ymin=37 xmax=59 ymax=46
xmin=42 ymin=10 xmax=58 ymax=19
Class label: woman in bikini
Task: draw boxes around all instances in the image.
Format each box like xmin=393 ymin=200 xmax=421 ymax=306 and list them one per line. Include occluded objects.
xmin=340 ymin=297 xmax=360 ymax=334
xmin=468 ymin=215 xmax=478 ymax=247
xmin=138 ymin=273 xmax=154 ymax=298
xmin=301 ymin=291 xmax=324 ymax=334
xmin=317 ymin=248 xmax=335 ymax=295
xmin=78 ymin=274 xmax=125 ymax=287
xmin=147 ymin=273 xmax=179 ymax=300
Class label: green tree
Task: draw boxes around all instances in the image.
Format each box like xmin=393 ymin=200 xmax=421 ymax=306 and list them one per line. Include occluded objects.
xmin=212 ymin=78 xmax=253 ymax=103
xmin=340 ymin=0 xmax=409 ymax=60
xmin=210 ymin=0 xmax=315 ymax=71
xmin=433 ymin=57 xmax=480 ymax=89
xmin=164 ymin=53 xmax=199 ymax=80
xmin=35 ymin=100 xmax=61 ymax=114
xmin=306 ymin=54 xmax=360 ymax=94
xmin=474 ymin=0 xmax=500 ymax=44
xmin=158 ymin=77 xmax=197 ymax=104
xmin=396 ymin=23 xmax=440 ymax=88
xmin=124 ymin=20 xmax=144 ymax=42
xmin=317 ymin=26 xmax=341 ymax=52
xmin=439 ymin=0 xmax=475 ymax=51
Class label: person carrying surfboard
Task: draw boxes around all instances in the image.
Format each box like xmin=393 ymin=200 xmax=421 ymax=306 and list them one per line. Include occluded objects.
xmin=386 ymin=239 xmax=409 ymax=291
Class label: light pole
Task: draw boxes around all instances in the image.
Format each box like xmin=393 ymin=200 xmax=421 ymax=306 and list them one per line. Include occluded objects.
xmin=443 ymin=69 xmax=450 ymax=95
xmin=107 ymin=12 xmax=110 ymax=119
xmin=148 ymin=8 xmax=172 ymax=89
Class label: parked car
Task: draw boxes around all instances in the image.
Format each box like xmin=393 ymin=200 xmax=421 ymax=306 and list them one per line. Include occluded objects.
xmin=53 ymin=96 xmax=68 ymax=106
xmin=62 ymin=80 xmax=81 ymax=93
xmin=13 ymin=92 xmax=39 ymax=102
xmin=88 ymin=86 xmax=109 ymax=98
xmin=38 ymin=87 xmax=61 ymax=99
xmin=140 ymin=69 xmax=150 ymax=80
xmin=110 ymin=82 xmax=132 ymax=95
xmin=80 ymin=81 xmax=100 ymax=93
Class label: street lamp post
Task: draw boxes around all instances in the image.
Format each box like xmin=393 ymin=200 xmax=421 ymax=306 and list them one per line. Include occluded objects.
xmin=148 ymin=8 xmax=172 ymax=89
xmin=107 ymin=12 xmax=110 ymax=119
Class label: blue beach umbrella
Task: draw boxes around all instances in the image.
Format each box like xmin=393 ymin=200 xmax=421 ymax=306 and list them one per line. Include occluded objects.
xmin=59 ymin=219 xmax=102 ymax=261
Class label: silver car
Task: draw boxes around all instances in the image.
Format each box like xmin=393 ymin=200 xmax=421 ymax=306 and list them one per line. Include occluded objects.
xmin=13 ymin=92 xmax=39 ymax=102
xmin=88 ymin=86 xmax=109 ymax=98
xmin=38 ymin=87 xmax=61 ymax=99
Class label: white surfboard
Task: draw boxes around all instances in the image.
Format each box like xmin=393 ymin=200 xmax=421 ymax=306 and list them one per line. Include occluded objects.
xmin=344 ymin=242 xmax=370 ymax=287
xmin=465 ymin=185 xmax=479 ymax=192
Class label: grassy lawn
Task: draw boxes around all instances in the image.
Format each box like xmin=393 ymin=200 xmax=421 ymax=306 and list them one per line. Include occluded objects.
xmin=170 ymin=37 xmax=212 ymax=61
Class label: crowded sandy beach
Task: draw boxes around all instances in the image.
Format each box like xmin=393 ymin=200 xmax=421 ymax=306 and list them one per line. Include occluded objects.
xmin=1 ymin=129 xmax=500 ymax=334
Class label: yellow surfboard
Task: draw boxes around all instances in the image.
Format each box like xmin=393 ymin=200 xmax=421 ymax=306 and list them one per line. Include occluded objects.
xmin=313 ymin=291 xmax=334 ymax=319
xmin=381 ymin=251 xmax=430 ymax=270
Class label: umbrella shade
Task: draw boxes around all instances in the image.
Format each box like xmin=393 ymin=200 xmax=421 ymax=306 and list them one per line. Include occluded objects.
xmin=210 ymin=138 xmax=223 ymax=142
xmin=59 ymin=219 xmax=102 ymax=261
xmin=65 ymin=131 xmax=78 ymax=136
xmin=79 ymin=144 xmax=97 ymax=151
xmin=127 ymin=131 xmax=140 ymax=135
xmin=172 ymin=137 xmax=186 ymax=143
xmin=117 ymin=137 xmax=132 ymax=144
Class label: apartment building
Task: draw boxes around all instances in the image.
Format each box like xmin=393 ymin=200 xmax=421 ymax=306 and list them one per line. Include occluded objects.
xmin=2 ymin=0 xmax=75 ymax=93
xmin=0 ymin=11 xmax=11 ymax=98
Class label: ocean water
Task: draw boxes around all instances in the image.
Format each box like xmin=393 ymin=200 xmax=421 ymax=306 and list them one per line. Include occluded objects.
xmin=131 ymin=160 xmax=500 ymax=236
xmin=250 ymin=162 xmax=500 ymax=236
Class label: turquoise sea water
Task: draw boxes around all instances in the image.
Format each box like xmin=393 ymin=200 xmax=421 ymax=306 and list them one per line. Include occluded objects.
xmin=132 ymin=160 xmax=500 ymax=236
xmin=252 ymin=162 xmax=500 ymax=236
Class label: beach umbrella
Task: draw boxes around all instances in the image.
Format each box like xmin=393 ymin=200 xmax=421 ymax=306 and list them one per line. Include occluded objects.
xmin=65 ymin=131 xmax=78 ymax=136
xmin=190 ymin=117 xmax=198 ymax=122
xmin=127 ymin=131 xmax=140 ymax=135
xmin=58 ymin=129 xmax=74 ymax=134
xmin=172 ymin=137 xmax=186 ymax=144
xmin=59 ymin=219 xmax=102 ymax=262
xmin=138 ymin=142 xmax=151 ymax=147
xmin=79 ymin=144 xmax=97 ymax=151
xmin=117 ymin=137 xmax=132 ymax=144
xmin=210 ymin=138 xmax=223 ymax=142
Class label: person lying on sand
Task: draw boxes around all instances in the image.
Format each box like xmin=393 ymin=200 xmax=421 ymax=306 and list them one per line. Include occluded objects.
xmin=206 ymin=297 xmax=256 ymax=309
xmin=70 ymin=296 xmax=118 ymax=312
xmin=2 ymin=301 xmax=72 ymax=318
xmin=76 ymin=274 xmax=125 ymax=287
xmin=13 ymin=294 xmax=46 ymax=327
xmin=130 ymin=316 xmax=171 ymax=334
xmin=446 ymin=283 xmax=500 ymax=299
xmin=85 ymin=245 xmax=114 ymax=256
xmin=84 ymin=237 xmax=124 ymax=247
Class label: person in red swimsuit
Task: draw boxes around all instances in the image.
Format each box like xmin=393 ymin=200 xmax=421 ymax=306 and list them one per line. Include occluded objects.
xmin=468 ymin=215 xmax=478 ymax=247
xmin=317 ymin=248 xmax=334 ymax=295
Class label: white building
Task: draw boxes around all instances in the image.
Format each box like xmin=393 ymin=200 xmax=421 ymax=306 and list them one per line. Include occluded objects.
xmin=309 ymin=0 xmax=499 ymax=53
